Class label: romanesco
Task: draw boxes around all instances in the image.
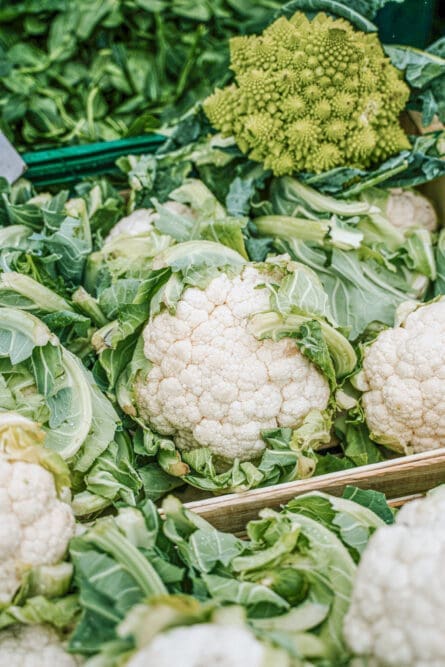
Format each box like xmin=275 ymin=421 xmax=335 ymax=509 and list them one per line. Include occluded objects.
xmin=204 ymin=12 xmax=410 ymax=175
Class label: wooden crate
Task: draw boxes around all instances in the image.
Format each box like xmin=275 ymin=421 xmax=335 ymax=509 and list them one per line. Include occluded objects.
xmin=184 ymin=448 xmax=445 ymax=534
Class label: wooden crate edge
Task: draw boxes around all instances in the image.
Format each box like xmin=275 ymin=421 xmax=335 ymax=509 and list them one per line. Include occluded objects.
xmin=184 ymin=448 xmax=445 ymax=533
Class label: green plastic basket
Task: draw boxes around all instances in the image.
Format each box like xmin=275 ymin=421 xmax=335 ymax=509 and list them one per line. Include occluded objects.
xmin=22 ymin=134 xmax=166 ymax=188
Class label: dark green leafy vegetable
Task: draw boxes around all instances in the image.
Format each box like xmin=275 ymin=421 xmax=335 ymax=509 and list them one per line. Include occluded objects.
xmin=0 ymin=0 xmax=285 ymax=150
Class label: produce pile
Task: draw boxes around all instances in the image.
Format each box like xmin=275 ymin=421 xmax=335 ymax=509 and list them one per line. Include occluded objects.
xmin=1 ymin=411 xmax=445 ymax=666
xmin=1 ymin=0 xmax=445 ymax=663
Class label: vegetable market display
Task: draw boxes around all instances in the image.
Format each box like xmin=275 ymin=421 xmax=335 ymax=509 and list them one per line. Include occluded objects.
xmin=1 ymin=0 xmax=445 ymax=663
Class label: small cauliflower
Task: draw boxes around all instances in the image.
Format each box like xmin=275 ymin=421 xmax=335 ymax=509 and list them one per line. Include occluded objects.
xmin=133 ymin=264 xmax=330 ymax=463
xmin=0 ymin=624 xmax=82 ymax=667
xmin=204 ymin=12 xmax=410 ymax=175
xmin=344 ymin=486 xmax=445 ymax=667
xmin=0 ymin=413 xmax=75 ymax=606
xmin=105 ymin=201 xmax=192 ymax=242
xmin=361 ymin=187 xmax=438 ymax=232
xmin=84 ymin=202 xmax=193 ymax=290
xmin=117 ymin=599 xmax=292 ymax=667
xmin=385 ymin=188 xmax=437 ymax=232
xmin=356 ymin=298 xmax=445 ymax=454
xmin=127 ymin=623 xmax=267 ymax=667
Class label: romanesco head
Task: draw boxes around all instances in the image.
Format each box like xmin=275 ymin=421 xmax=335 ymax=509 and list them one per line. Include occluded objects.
xmin=204 ymin=12 xmax=411 ymax=175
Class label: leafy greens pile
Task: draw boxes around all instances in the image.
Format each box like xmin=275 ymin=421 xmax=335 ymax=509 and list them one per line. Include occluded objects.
xmin=0 ymin=0 xmax=287 ymax=150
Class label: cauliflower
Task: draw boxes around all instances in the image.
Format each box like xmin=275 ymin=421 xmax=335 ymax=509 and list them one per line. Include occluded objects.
xmin=357 ymin=299 xmax=445 ymax=454
xmin=115 ymin=598 xmax=293 ymax=667
xmin=133 ymin=264 xmax=330 ymax=463
xmin=204 ymin=12 xmax=410 ymax=175
xmin=344 ymin=486 xmax=445 ymax=667
xmin=85 ymin=201 xmax=192 ymax=290
xmin=0 ymin=624 xmax=82 ymax=666
xmin=361 ymin=187 xmax=438 ymax=232
xmin=126 ymin=623 xmax=267 ymax=667
xmin=105 ymin=201 xmax=192 ymax=242
xmin=385 ymin=188 xmax=437 ymax=232
xmin=0 ymin=413 xmax=75 ymax=606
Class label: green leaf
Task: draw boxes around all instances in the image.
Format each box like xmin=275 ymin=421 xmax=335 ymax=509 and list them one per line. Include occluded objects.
xmin=0 ymin=594 xmax=79 ymax=631
xmin=188 ymin=529 xmax=245 ymax=572
xmin=299 ymin=134 xmax=445 ymax=195
xmin=314 ymin=452 xmax=355 ymax=475
xmin=286 ymin=243 xmax=417 ymax=340
xmin=152 ymin=240 xmax=246 ymax=272
xmin=384 ymin=45 xmax=445 ymax=89
xmin=342 ymin=486 xmax=395 ymax=524
xmin=275 ymin=0 xmax=378 ymax=31
xmin=201 ymin=219 xmax=248 ymax=260
xmin=294 ymin=320 xmax=336 ymax=389
xmin=340 ymin=422 xmax=385 ymax=467
xmin=272 ymin=264 xmax=336 ymax=324
xmin=226 ymin=177 xmax=256 ymax=217
xmin=202 ymin=574 xmax=289 ymax=615
xmin=434 ymin=228 xmax=445 ymax=297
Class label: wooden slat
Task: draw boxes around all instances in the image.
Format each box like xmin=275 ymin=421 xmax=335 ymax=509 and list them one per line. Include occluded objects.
xmin=184 ymin=449 xmax=445 ymax=534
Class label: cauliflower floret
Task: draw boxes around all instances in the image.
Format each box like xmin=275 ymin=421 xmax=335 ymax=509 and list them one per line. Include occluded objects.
xmin=0 ymin=456 xmax=75 ymax=605
xmin=359 ymin=299 xmax=445 ymax=453
xmin=105 ymin=201 xmax=193 ymax=242
xmin=344 ymin=487 xmax=445 ymax=667
xmin=134 ymin=265 xmax=330 ymax=462
xmin=0 ymin=624 xmax=82 ymax=667
xmin=396 ymin=486 xmax=445 ymax=529
xmin=385 ymin=188 xmax=437 ymax=232
xmin=126 ymin=623 xmax=265 ymax=667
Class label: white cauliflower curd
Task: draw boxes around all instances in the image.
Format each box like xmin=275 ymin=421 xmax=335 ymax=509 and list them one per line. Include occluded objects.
xmin=133 ymin=265 xmax=330 ymax=463
xmin=0 ymin=413 xmax=75 ymax=606
xmin=0 ymin=624 xmax=82 ymax=666
xmin=344 ymin=486 xmax=445 ymax=667
xmin=357 ymin=298 xmax=445 ymax=454
xmin=126 ymin=623 xmax=266 ymax=667
xmin=385 ymin=188 xmax=437 ymax=232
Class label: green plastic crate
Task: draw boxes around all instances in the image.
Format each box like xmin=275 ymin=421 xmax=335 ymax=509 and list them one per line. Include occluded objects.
xmin=376 ymin=0 xmax=436 ymax=48
xmin=22 ymin=134 xmax=166 ymax=188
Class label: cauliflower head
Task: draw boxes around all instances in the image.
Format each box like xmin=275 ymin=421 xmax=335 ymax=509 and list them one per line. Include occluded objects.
xmin=0 ymin=624 xmax=82 ymax=667
xmin=0 ymin=413 xmax=75 ymax=606
xmin=204 ymin=12 xmax=410 ymax=175
xmin=133 ymin=265 xmax=330 ymax=463
xmin=126 ymin=623 xmax=266 ymax=667
xmin=105 ymin=201 xmax=192 ymax=242
xmin=384 ymin=188 xmax=437 ymax=232
xmin=344 ymin=486 xmax=445 ymax=667
xmin=358 ymin=299 xmax=445 ymax=454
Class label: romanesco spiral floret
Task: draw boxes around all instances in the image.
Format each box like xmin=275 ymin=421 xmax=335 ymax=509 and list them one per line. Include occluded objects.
xmin=204 ymin=11 xmax=411 ymax=175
